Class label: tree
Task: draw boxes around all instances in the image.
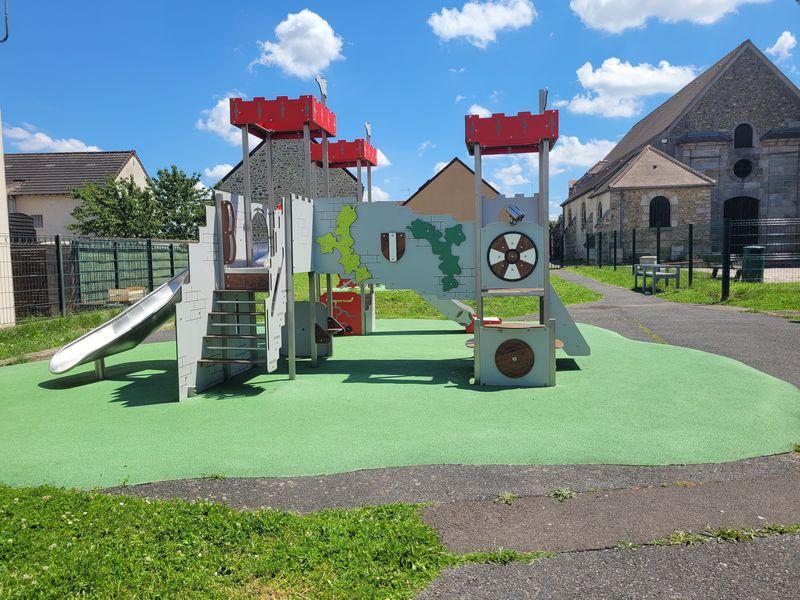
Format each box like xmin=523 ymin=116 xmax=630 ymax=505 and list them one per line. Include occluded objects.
xmin=150 ymin=165 xmax=208 ymax=240
xmin=70 ymin=177 xmax=163 ymax=238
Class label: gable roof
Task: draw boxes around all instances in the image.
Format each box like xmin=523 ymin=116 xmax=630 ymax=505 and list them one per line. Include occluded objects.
xmin=602 ymin=145 xmax=715 ymax=193
xmin=564 ymin=39 xmax=800 ymax=205
xmin=402 ymin=157 xmax=499 ymax=205
xmin=4 ymin=150 xmax=143 ymax=196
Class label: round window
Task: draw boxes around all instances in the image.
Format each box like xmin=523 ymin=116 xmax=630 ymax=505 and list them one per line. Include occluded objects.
xmin=733 ymin=159 xmax=752 ymax=179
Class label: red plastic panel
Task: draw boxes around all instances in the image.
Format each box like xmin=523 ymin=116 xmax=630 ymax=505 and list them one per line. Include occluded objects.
xmin=320 ymin=291 xmax=363 ymax=335
xmin=465 ymin=110 xmax=559 ymax=155
xmin=229 ymin=95 xmax=336 ymax=139
xmin=310 ymin=139 xmax=378 ymax=167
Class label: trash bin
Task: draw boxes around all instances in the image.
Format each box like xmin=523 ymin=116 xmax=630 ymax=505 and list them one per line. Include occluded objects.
xmin=741 ymin=245 xmax=765 ymax=282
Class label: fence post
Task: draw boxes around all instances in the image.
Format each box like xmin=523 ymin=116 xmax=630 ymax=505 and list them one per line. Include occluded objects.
xmin=54 ymin=234 xmax=67 ymax=317
xmin=585 ymin=235 xmax=589 ymax=265
xmin=721 ymin=219 xmax=731 ymax=301
xmin=631 ymin=228 xmax=637 ymax=274
xmin=146 ymin=238 xmax=154 ymax=292
xmin=169 ymin=243 xmax=175 ymax=277
xmin=597 ymin=232 xmax=603 ymax=268
xmin=113 ymin=241 xmax=120 ymax=289
xmin=688 ymin=223 xmax=694 ymax=287
xmin=613 ymin=230 xmax=618 ymax=270
xmin=656 ymin=226 xmax=662 ymax=263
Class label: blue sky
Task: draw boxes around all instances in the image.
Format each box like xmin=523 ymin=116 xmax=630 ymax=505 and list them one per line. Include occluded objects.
xmin=1 ymin=1 xmax=798 ymax=216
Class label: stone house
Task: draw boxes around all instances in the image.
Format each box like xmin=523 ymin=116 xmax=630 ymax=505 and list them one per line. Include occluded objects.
xmin=562 ymin=39 xmax=800 ymax=263
xmin=402 ymin=157 xmax=499 ymax=220
xmin=4 ymin=150 xmax=149 ymax=237
xmin=216 ymin=138 xmax=358 ymax=205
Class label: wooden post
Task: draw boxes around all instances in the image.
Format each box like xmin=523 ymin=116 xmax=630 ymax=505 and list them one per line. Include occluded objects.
xmin=240 ymin=126 xmax=254 ymax=267
xmin=473 ymin=144 xmax=483 ymax=384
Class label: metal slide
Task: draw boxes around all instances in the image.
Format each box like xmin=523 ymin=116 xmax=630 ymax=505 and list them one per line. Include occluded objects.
xmin=49 ymin=269 xmax=189 ymax=375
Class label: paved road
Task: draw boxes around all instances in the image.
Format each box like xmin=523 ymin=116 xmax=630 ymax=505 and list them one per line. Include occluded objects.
xmin=418 ymin=533 xmax=800 ymax=599
xmin=557 ymin=270 xmax=800 ymax=387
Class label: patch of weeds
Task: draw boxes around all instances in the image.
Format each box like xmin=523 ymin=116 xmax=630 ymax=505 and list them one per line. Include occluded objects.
xmin=549 ymin=488 xmax=577 ymax=502
xmin=651 ymin=524 xmax=800 ymax=548
xmin=455 ymin=549 xmax=552 ymax=566
xmin=494 ymin=492 xmax=519 ymax=505
xmin=707 ymin=527 xmax=758 ymax=543
xmin=652 ymin=530 xmax=706 ymax=546
xmin=793 ymin=443 xmax=800 ymax=454
xmin=202 ymin=473 xmax=227 ymax=480
xmin=673 ymin=481 xmax=696 ymax=488
xmin=117 ymin=477 xmax=130 ymax=488
xmin=615 ymin=540 xmax=639 ymax=550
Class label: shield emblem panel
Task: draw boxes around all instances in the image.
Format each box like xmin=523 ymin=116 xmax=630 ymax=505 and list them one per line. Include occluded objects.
xmin=380 ymin=232 xmax=406 ymax=262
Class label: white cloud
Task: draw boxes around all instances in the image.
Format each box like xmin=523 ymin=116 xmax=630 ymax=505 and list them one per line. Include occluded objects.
xmin=489 ymin=89 xmax=501 ymax=103
xmin=766 ymin=31 xmax=796 ymax=63
xmin=559 ymin=57 xmax=697 ymax=117
xmin=467 ymin=103 xmax=491 ymax=118
xmin=455 ymin=94 xmax=467 ymax=103
xmin=196 ymin=94 xmax=260 ymax=147
xmin=375 ymin=149 xmax=391 ymax=168
xmin=433 ymin=160 xmax=449 ymax=174
xmin=202 ymin=163 xmax=233 ymax=181
xmin=550 ymin=136 xmax=616 ymax=171
xmin=494 ymin=162 xmax=530 ymax=187
xmin=370 ymin=185 xmax=392 ymax=202
xmin=4 ymin=124 xmax=100 ymax=152
xmin=428 ymin=0 xmax=536 ymax=48
xmin=570 ymin=0 xmax=769 ymax=34
xmin=449 ymin=67 xmax=467 ymax=73
xmin=250 ymin=9 xmax=344 ymax=79
xmin=417 ymin=140 xmax=436 ymax=156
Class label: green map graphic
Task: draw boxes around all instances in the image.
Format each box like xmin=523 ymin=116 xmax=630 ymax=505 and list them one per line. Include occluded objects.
xmin=408 ymin=219 xmax=466 ymax=292
xmin=316 ymin=205 xmax=372 ymax=283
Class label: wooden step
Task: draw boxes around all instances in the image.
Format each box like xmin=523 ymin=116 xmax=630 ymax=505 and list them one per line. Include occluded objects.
xmin=198 ymin=359 xmax=266 ymax=365
xmin=204 ymin=346 xmax=265 ymax=352
xmin=204 ymin=334 xmax=262 ymax=340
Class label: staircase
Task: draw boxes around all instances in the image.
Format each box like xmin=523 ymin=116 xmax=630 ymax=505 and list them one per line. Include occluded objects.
xmin=198 ymin=290 xmax=267 ymax=366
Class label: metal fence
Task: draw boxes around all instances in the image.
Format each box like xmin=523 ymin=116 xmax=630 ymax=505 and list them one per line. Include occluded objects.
xmin=3 ymin=234 xmax=190 ymax=320
xmin=558 ymin=218 xmax=800 ymax=300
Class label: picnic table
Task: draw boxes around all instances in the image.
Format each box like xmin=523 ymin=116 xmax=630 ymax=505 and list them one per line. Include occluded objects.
xmin=634 ymin=262 xmax=681 ymax=295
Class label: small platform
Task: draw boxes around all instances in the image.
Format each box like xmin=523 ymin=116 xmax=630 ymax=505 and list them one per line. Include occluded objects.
xmin=229 ymin=95 xmax=336 ymax=139
xmin=310 ymin=139 xmax=378 ymax=167
xmin=465 ymin=110 xmax=558 ymax=155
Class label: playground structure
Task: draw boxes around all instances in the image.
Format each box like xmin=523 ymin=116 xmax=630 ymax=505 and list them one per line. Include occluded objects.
xmin=50 ymin=83 xmax=589 ymax=399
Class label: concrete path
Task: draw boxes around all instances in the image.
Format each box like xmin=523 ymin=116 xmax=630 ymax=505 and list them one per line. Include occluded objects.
xmin=418 ymin=533 xmax=800 ymax=599
xmin=557 ymin=270 xmax=800 ymax=387
xmin=106 ymin=454 xmax=799 ymax=513
xmin=423 ymin=473 xmax=800 ymax=553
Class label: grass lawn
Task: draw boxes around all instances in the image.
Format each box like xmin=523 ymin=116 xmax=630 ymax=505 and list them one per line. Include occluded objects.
xmin=0 ymin=484 xmax=544 ymax=599
xmin=568 ymin=266 xmax=800 ymax=313
xmin=0 ymin=310 xmax=121 ymax=363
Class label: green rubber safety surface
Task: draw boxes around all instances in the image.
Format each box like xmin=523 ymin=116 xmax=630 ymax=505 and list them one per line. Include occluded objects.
xmin=1 ymin=320 xmax=798 ymax=488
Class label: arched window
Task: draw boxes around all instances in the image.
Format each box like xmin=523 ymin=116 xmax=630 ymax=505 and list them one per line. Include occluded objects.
xmin=734 ymin=123 xmax=753 ymax=149
xmin=649 ymin=196 xmax=670 ymax=228
xmin=597 ymin=202 xmax=603 ymax=221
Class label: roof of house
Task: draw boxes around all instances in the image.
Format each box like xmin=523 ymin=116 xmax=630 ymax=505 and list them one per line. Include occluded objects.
xmin=564 ymin=39 xmax=800 ymax=206
xmin=4 ymin=150 xmax=143 ymax=196
xmin=402 ymin=157 xmax=500 ymax=205
xmin=760 ymin=127 xmax=800 ymax=141
xmin=601 ymin=145 xmax=715 ymax=193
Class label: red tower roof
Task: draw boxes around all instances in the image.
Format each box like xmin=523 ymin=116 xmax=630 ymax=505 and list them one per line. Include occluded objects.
xmin=465 ymin=110 xmax=558 ymax=155
xmin=229 ymin=95 xmax=336 ymax=139
xmin=310 ymin=139 xmax=378 ymax=168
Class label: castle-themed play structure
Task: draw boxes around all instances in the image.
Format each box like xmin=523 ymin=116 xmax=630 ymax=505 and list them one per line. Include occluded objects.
xmin=49 ymin=83 xmax=589 ymax=400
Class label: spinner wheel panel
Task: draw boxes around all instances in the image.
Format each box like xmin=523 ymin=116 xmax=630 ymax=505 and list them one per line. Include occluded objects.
xmin=494 ymin=338 xmax=535 ymax=378
xmin=486 ymin=231 xmax=538 ymax=282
